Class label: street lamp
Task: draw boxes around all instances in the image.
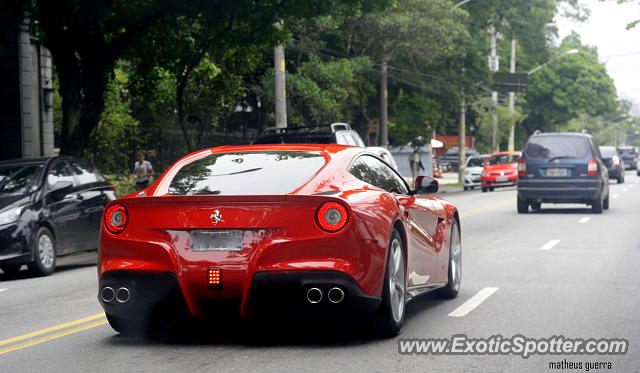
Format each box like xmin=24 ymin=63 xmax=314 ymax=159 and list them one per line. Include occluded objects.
xmin=528 ymin=49 xmax=579 ymax=75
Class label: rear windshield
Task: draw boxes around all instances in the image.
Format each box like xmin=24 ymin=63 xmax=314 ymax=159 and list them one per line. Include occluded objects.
xmin=524 ymin=136 xmax=590 ymax=160
xmin=599 ymin=147 xmax=617 ymax=157
xmin=488 ymin=154 xmax=519 ymax=165
xmin=0 ymin=163 xmax=44 ymax=195
xmin=618 ymin=147 xmax=637 ymax=155
xmin=168 ymin=151 xmax=326 ymax=195
xmin=467 ymin=157 xmax=486 ymax=167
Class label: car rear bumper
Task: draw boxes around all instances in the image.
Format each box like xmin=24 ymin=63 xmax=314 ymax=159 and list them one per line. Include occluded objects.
xmin=98 ymin=269 xmax=381 ymax=321
xmin=98 ymin=226 xmax=387 ymax=320
xmin=518 ymin=179 xmax=602 ymax=201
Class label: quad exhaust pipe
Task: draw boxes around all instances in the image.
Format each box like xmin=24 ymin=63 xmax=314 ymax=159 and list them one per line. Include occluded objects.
xmin=115 ymin=287 xmax=131 ymax=303
xmin=101 ymin=286 xmax=131 ymax=303
xmin=327 ymin=287 xmax=345 ymax=304
xmin=306 ymin=287 xmax=345 ymax=304
xmin=306 ymin=287 xmax=323 ymax=304
xmin=100 ymin=287 xmax=115 ymax=303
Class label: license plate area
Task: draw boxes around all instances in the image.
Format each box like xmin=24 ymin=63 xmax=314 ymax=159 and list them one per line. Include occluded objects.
xmin=546 ymin=168 xmax=568 ymax=177
xmin=496 ymin=176 xmax=508 ymax=182
xmin=190 ymin=230 xmax=243 ymax=252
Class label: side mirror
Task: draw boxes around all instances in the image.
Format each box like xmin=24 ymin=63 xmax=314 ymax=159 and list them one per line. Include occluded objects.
xmin=413 ymin=175 xmax=439 ymax=195
xmin=50 ymin=180 xmax=73 ymax=194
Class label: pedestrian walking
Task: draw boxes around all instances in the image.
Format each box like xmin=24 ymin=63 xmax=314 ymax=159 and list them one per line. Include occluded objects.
xmin=133 ymin=151 xmax=154 ymax=191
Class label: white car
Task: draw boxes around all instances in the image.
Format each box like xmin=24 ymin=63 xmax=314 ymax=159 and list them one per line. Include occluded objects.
xmin=367 ymin=146 xmax=399 ymax=170
xmin=463 ymin=155 xmax=488 ymax=190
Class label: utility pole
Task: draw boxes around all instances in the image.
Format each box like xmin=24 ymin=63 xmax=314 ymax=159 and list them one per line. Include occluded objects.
xmin=489 ymin=25 xmax=499 ymax=153
xmin=458 ymin=67 xmax=466 ymax=185
xmin=274 ymin=22 xmax=287 ymax=128
xmin=379 ymin=54 xmax=389 ymax=148
xmin=507 ymin=38 xmax=516 ymax=151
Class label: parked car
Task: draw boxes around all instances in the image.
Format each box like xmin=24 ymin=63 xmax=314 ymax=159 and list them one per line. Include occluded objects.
xmin=480 ymin=151 xmax=520 ymax=192
xmin=599 ymin=146 xmax=625 ymax=183
xmin=517 ymin=132 xmax=609 ymax=214
xmin=463 ymin=155 xmax=489 ymax=190
xmin=98 ymin=144 xmax=461 ymax=336
xmin=439 ymin=147 xmax=479 ymax=172
xmin=0 ymin=156 xmax=116 ymax=276
xmin=253 ymin=123 xmax=365 ymax=147
xmin=366 ymin=146 xmax=399 ymax=170
xmin=617 ymin=146 xmax=638 ymax=170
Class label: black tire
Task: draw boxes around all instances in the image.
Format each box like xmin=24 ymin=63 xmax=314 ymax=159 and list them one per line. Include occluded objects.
xmin=29 ymin=227 xmax=56 ymax=276
xmin=1 ymin=264 xmax=22 ymax=275
xmin=481 ymin=187 xmax=487 ymax=193
xmin=438 ymin=219 xmax=461 ymax=299
xmin=530 ymin=201 xmax=541 ymax=211
xmin=603 ymin=193 xmax=609 ymax=210
xmin=489 ymin=187 xmax=495 ymax=192
xmin=517 ymin=196 xmax=529 ymax=214
xmin=591 ymin=194 xmax=603 ymax=214
xmin=375 ymin=229 xmax=406 ymax=337
xmin=463 ymin=186 xmax=468 ymax=191
xmin=617 ymin=176 xmax=623 ymax=184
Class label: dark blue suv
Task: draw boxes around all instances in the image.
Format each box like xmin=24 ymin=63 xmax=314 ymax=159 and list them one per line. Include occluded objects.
xmin=517 ymin=132 xmax=609 ymax=214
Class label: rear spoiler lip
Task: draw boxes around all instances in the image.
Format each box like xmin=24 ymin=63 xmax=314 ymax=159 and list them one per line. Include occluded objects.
xmin=109 ymin=194 xmax=345 ymax=207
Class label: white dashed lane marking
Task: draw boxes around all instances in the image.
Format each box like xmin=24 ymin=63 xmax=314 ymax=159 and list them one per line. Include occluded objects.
xmin=613 ymin=194 xmax=620 ymax=199
xmin=0 ymin=289 xmax=7 ymax=293
xmin=579 ymin=217 xmax=591 ymax=224
xmin=540 ymin=239 xmax=560 ymax=251
xmin=448 ymin=287 xmax=499 ymax=317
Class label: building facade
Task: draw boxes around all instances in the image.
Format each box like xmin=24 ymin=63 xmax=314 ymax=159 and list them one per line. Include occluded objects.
xmin=0 ymin=16 xmax=55 ymax=161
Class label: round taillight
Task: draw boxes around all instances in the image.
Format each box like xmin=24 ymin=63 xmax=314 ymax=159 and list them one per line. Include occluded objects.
xmin=105 ymin=204 xmax=128 ymax=234
xmin=317 ymin=202 xmax=349 ymax=232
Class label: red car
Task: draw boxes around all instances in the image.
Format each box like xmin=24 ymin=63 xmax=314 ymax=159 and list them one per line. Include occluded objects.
xmin=481 ymin=151 xmax=521 ymax=192
xmin=98 ymin=144 xmax=461 ymax=336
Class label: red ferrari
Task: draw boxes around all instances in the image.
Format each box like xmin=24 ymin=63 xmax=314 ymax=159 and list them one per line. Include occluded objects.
xmin=98 ymin=144 xmax=461 ymax=336
xmin=481 ymin=151 xmax=521 ymax=192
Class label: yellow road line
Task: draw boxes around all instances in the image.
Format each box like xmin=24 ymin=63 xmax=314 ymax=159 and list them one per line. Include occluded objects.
xmin=460 ymin=198 xmax=516 ymax=218
xmin=0 ymin=320 xmax=108 ymax=356
xmin=0 ymin=312 xmax=105 ymax=347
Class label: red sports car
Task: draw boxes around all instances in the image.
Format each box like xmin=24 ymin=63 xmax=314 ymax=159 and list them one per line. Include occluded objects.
xmin=481 ymin=151 xmax=521 ymax=192
xmin=98 ymin=144 xmax=461 ymax=336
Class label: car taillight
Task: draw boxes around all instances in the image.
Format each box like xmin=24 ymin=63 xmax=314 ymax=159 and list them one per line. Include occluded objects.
xmin=317 ymin=202 xmax=349 ymax=232
xmin=110 ymin=185 xmax=116 ymax=192
xmin=518 ymin=158 xmax=527 ymax=177
xmin=207 ymin=267 xmax=222 ymax=289
xmin=612 ymin=156 xmax=620 ymax=166
xmin=587 ymin=158 xmax=598 ymax=176
xmin=105 ymin=204 xmax=128 ymax=234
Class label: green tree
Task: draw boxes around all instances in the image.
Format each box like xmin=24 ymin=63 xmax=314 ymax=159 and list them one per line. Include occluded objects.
xmin=523 ymin=34 xmax=617 ymax=135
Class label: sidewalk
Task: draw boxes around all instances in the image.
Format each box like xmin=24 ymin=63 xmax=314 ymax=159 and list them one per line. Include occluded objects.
xmin=436 ymin=172 xmax=464 ymax=194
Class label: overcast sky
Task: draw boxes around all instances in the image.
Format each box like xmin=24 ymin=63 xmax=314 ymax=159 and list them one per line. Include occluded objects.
xmin=556 ymin=0 xmax=640 ymax=113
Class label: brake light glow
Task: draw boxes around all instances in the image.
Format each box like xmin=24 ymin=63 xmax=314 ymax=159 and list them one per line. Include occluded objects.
xmin=208 ymin=268 xmax=222 ymax=289
xmin=317 ymin=202 xmax=349 ymax=232
xmin=587 ymin=158 xmax=598 ymax=176
xmin=104 ymin=204 xmax=128 ymax=234
xmin=518 ymin=158 xmax=527 ymax=177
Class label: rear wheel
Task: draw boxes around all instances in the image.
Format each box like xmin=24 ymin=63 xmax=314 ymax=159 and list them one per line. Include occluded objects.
xmin=517 ymin=196 xmax=529 ymax=214
xmin=1 ymin=264 xmax=22 ymax=275
xmin=438 ymin=219 xmax=461 ymax=299
xmin=591 ymin=194 xmax=603 ymax=214
xmin=617 ymin=175 xmax=624 ymax=184
xmin=29 ymin=227 xmax=56 ymax=276
xmin=375 ymin=230 xmax=406 ymax=337
xmin=481 ymin=187 xmax=487 ymax=193
xmin=603 ymin=193 xmax=609 ymax=210
xmin=489 ymin=187 xmax=495 ymax=192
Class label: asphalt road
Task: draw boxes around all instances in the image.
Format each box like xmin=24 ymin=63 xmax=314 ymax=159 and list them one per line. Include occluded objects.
xmin=1 ymin=171 xmax=639 ymax=372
